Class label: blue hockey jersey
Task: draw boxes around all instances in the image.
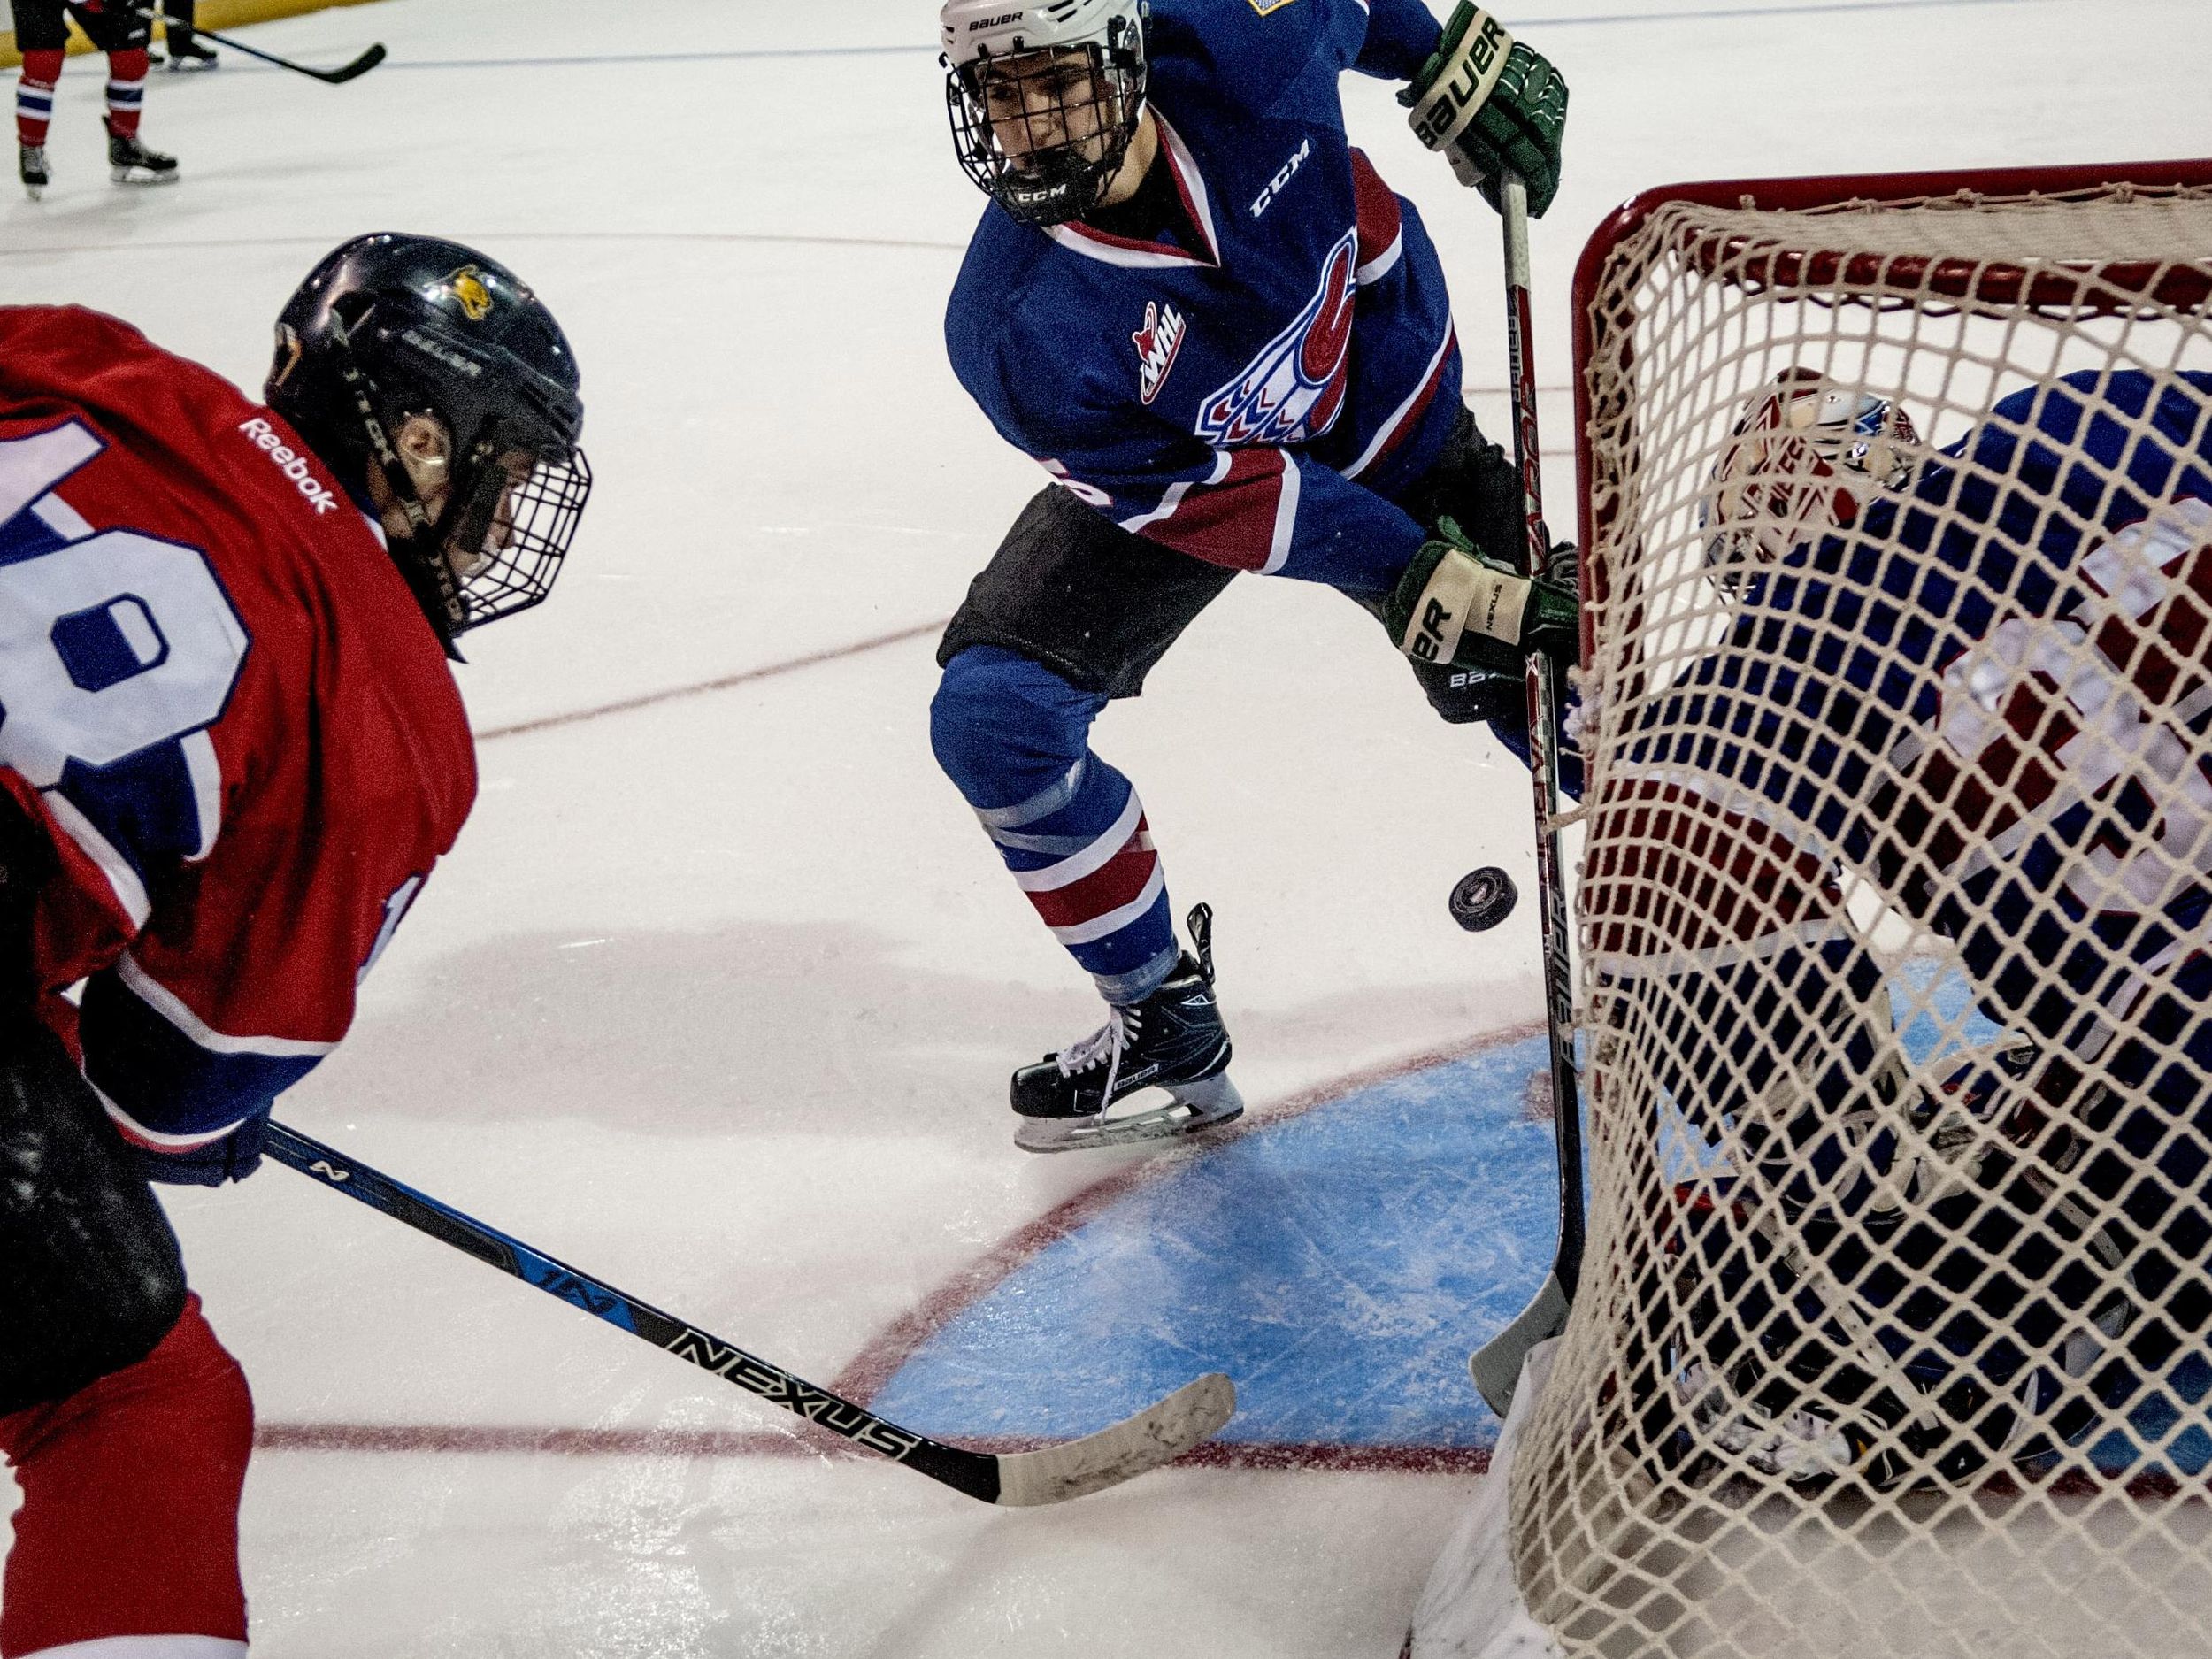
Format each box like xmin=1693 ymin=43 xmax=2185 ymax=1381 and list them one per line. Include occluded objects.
xmin=1614 ymin=369 xmax=2212 ymax=1105
xmin=946 ymin=0 xmax=1458 ymax=594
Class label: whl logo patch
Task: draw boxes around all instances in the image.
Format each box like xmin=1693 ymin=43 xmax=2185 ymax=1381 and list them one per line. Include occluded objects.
xmin=1195 ymin=228 xmax=1356 ymax=447
xmin=1133 ymin=302 xmax=1187 ymax=407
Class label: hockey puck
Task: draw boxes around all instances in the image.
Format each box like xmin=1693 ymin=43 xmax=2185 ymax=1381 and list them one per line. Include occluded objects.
xmin=1448 ymin=866 xmax=1518 ymax=933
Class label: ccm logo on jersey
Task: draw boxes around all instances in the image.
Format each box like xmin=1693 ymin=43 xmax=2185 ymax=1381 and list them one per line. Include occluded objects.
xmin=1195 ymin=227 xmax=1356 ymax=446
xmin=1133 ymin=301 xmax=1187 ymax=405
xmin=1249 ymin=137 xmax=1311 ymax=219
xmin=236 ymin=417 xmax=341 ymax=515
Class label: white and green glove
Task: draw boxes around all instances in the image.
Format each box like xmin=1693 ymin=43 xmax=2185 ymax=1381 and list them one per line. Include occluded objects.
xmin=1385 ymin=518 xmax=1579 ymax=676
xmin=1399 ymin=3 xmax=1569 ymax=218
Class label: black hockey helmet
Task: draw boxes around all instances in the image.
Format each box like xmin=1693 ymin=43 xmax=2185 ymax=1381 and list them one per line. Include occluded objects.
xmin=941 ymin=0 xmax=1148 ymax=227
xmin=266 ymin=233 xmax=591 ymax=649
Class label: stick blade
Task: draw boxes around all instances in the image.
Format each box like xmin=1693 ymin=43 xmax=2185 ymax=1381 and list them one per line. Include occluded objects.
xmin=1470 ymin=1272 xmax=1569 ymax=1417
xmin=992 ymin=1372 xmax=1234 ymax=1506
xmin=324 ymin=42 xmax=385 ymax=83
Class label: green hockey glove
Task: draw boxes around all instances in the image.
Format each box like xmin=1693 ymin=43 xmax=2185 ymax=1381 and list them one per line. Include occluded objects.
xmin=1398 ymin=4 xmax=1568 ymax=219
xmin=1385 ymin=518 xmax=1578 ymax=674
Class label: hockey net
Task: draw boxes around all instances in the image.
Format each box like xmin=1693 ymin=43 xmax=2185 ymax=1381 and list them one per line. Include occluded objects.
xmin=1416 ymin=162 xmax=2212 ymax=1659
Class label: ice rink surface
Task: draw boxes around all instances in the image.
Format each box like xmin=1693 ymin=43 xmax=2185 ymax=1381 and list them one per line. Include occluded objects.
xmin=4 ymin=0 xmax=2210 ymax=1652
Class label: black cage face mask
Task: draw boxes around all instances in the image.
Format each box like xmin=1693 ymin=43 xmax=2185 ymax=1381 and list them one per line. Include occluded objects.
xmin=947 ymin=40 xmax=1145 ymax=227
xmin=434 ymin=433 xmax=592 ymax=634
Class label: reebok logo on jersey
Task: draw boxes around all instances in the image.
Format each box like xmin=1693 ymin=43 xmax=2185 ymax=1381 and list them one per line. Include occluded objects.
xmin=1133 ymin=301 xmax=1187 ymax=406
xmin=1248 ymin=136 xmax=1311 ymax=219
xmin=236 ymin=417 xmax=340 ymax=515
xmin=1195 ymin=227 xmax=1356 ymax=447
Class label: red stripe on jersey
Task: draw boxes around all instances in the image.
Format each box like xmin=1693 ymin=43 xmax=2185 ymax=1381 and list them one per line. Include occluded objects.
xmin=1135 ymin=448 xmax=1285 ymax=572
xmin=1027 ymin=819 xmax=1160 ymax=930
xmin=1348 ymin=327 xmax=1455 ymax=481
xmin=1349 ymin=149 xmax=1403 ymax=277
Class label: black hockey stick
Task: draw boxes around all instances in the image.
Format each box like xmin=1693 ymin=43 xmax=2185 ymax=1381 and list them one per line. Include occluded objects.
xmin=1465 ymin=170 xmax=1586 ymax=1420
xmin=264 ymin=1121 xmax=1234 ymax=1504
xmin=130 ymin=8 xmax=385 ymax=83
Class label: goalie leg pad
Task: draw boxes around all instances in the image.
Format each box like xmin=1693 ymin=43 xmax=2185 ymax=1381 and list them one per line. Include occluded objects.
xmin=0 ymin=1294 xmax=252 ymax=1655
xmin=0 ymin=1015 xmax=188 ymax=1418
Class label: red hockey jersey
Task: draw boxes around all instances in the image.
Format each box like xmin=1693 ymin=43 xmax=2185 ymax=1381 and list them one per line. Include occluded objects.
xmin=0 ymin=305 xmax=476 ymax=1151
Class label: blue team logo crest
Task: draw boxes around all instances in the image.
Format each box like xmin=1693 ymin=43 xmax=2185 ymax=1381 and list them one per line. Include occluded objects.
xmin=1195 ymin=229 xmax=1356 ymax=447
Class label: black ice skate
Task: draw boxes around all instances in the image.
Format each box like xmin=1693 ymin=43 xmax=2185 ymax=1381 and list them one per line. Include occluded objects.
xmin=164 ymin=37 xmax=219 ymax=71
xmin=1011 ymin=903 xmax=1243 ymax=1154
xmin=19 ymin=144 xmax=47 ymax=201
xmin=108 ymin=124 xmax=179 ymax=186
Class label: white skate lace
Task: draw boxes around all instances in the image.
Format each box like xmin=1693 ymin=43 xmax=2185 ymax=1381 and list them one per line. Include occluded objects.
xmin=1057 ymin=1005 xmax=1140 ymax=1109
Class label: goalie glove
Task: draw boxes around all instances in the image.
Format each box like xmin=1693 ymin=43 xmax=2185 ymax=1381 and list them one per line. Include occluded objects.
xmin=1399 ymin=4 xmax=1569 ymax=219
xmin=1386 ymin=518 xmax=1578 ymax=675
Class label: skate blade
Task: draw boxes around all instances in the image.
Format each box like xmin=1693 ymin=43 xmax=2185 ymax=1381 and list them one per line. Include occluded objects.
xmin=23 ymin=186 xmax=41 ymax=201
xmin=1014 ymin=1074 xmax=1244 ymax=1154
xmin=111 ymin=168 xmax=180 ymax=186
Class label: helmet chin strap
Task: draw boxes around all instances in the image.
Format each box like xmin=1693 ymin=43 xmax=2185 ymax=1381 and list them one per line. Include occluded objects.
xmin=336 ymin=355 xmax=470 ymax=659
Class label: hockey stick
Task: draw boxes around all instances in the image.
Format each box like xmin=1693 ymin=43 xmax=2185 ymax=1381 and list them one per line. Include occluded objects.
xmin=129 ymin=8 xmax=385 ymax=83
xmin=1466 ymin=170 xmax=1586 ymax=1419
xmin=263 ymin=1121 xmax=1234 ymax=1504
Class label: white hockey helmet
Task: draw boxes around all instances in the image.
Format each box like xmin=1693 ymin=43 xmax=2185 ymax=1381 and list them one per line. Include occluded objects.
xmin=1701 ymin=368 xmax=1921 ymax=582
xmin=941 ymin=0 xmax=1148 ymax=227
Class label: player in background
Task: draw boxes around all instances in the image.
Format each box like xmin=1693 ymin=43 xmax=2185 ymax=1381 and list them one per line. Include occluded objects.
xmin=933 ymin=0 xmax=1576 ymax=1152
xmin=12 ymin=0 xmax=176 ymax=197
xmin=148 ymin=0 xmax=217 ymax=72
xmin=1584 ymin=367 xmax=2212 ymax=1482
xmin=0 ymin=234 xmax=590 ymax=1657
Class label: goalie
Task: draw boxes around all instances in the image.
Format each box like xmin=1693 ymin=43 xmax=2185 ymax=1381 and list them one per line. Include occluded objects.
xmin=1579 ymin=364 xmax=2212 ymax=1487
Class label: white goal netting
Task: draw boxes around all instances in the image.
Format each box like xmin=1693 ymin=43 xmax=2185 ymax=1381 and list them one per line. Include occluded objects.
xmin=1418 ymin=165 xmax=2212 ymax=1659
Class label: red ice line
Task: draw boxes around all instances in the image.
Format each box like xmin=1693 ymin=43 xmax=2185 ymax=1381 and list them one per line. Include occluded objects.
xmin=252 ymin=1026 xmax=1544 ymax=1472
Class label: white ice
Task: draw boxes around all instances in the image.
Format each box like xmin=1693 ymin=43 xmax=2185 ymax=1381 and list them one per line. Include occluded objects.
xmin=3 ymin=0 xmax=2208 ymax=1651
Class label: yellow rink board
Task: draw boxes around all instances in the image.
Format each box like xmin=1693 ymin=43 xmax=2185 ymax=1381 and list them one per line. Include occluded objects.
xmin=2 ymin=0 xmax=385 ymax=70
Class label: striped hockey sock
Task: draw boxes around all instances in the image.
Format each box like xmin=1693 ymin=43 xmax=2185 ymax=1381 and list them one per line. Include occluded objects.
xmin=15 ymin=51 xmax=62 ymax=147
xmin=104 ymin=49 xmax=149 ymax=138
xmin=987 ymin=756 xmax=1179 ymax=1003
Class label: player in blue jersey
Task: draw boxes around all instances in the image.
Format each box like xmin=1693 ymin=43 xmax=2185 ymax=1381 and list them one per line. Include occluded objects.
xmin=1589 ymin=365 xmax=2212 ymax=1484
xmin=932 ymin=0 xmax=1576 ymax=1151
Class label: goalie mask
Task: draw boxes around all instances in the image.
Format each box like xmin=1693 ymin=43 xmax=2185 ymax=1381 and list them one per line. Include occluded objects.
xmin=265 ymin=233 xmax=591 ymax=653
xmin=1701 ymin=368 xmax=1920 ymax=583
xmin=941 ymin=0 xmax=1148 ymax=227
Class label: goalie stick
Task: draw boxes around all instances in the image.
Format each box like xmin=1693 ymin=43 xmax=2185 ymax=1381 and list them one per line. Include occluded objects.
xmin=1465 ymin=170 xmax=1586 ymax=1420
xmin=264 ymin=1121 xmax=1234 ymax=1505
xmin=129 ymin=7 xmax=385 ymax=83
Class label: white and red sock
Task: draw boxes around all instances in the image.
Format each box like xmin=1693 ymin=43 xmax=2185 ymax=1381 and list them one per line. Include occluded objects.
xmin=0 ymin=1294 xmax=253 ymax=1658
xmin=103 ymin=49 xmax=148 ymax=141
xmin=14 ymin=50 xmax=63 ymax=149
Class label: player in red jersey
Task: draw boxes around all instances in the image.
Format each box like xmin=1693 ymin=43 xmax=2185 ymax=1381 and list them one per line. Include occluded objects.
xmin=0 ymin=233 xmax=590 ymax=1658
xmin=12 ymin=0 xmax=175 ymax=196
